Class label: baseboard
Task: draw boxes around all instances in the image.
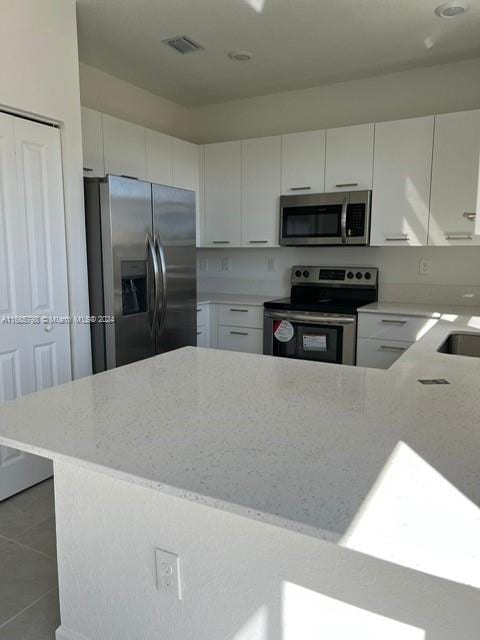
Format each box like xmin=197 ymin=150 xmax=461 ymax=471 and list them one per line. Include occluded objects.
xmin=56 ymin=626 xmax=92 ymax=640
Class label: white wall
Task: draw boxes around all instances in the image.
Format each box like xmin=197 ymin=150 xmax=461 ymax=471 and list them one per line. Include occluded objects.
xmin=0 ymin=0 xmax=91 ymax=379
xmin=191 ymin=57 xmax=480 ymax=143
xmin=79 ymin=63 xmax=193 ymax=140
xmin=55 ymin=460 xmax=480 ymax=640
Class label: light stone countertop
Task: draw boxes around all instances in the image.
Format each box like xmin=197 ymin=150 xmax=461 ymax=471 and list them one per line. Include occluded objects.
xmin=197 ymin=292 xmax=274 ymax=306
xmin=1 ymin=311 xmax=480 ymax=544
xmin=360 ymin=301 xmax=480 ymax=318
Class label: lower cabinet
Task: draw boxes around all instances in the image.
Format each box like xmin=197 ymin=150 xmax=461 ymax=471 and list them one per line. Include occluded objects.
xmin=218 ymin=326 xmax=263 ymax=354
xmin=357 ymin=337 xmax=412 ymax=369
xmin=196 ymin=303 xmax=210 ymax=347
xmin=196 ymin=302 xmax=264 ymax=354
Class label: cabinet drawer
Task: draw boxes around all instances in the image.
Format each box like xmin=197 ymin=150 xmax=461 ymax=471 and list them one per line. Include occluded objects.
xmin=357 ymin=313 xmax=435 ymax=342
xmin=357 ymin=338 xmax=412 ymax=369
xmin=218 ymin=326 xmax=263 ymax=354
xmin=218 ymin=304 xmax=263 ymax=329
xmin=196 ymin=328 xmax=208 ymax=348
xmin=197 ymin=303 xmax=208 ymax=328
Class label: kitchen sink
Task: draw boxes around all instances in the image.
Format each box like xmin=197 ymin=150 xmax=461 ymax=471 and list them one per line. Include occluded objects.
xmin=438 ymin=333 xmax=480 ymax=358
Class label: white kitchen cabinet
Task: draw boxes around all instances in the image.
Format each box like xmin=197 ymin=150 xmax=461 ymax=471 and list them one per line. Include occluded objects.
xmin=197 ymin=303 xmax=210 ymax=347
xmin=218 ymin=304 xmax=263 ymax=329
xmin=325 ymin=123 xmax=374 ymax=192
xmin=218 ymin=326 xmax=263 ymax=354
xmin=102 ymin=114 xmax=147 ymax=181
xmin=173 ymin=138 xmax=199 ymax=192
xmin=281 ymin=130 xmax=326 ymax=195
xmin=370 ymin=116 xmax=434 ymax=246
xmin=357 ymin=338 xmax=412 ymax=369
xmin=204 ymin=141 xmax=242 ymax=247
xmin=429 ymin=109 xmax=480 ymax=246
xmin=146 ymin=129 xmax=173 ymax=186
xmin=242 ymin=136 xmax=281 ymax=247
xmin=81 ymin=107 xmax=104 ymax=177
xmin=357 ymin=312 xmax=437 ymax=343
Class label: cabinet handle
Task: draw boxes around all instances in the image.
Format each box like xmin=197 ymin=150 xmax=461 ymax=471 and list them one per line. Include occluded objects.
xmin=335 ymin=182 xmax=359 ymax=188
xmin=463 ymin=212 xmax=477 ymax=221
xmin=445 ymin=233 xmax=473 ymax=240
xmin=230 ymin=331 xmax=249 ymax=336
xmin=289 ymin=186 xmax=311 ymax=191
xmin=197 ymin=308 xmax=202 ymax=313
xmin=229 ymin=308 xmax=248 ymax=313
xmin=379 ymin=345 xmax=407 ymax=352
xmin=384 ymin=235 xmax=409 ymax=241
xmin=197 ymin=331 xmax=202 ymax=336
xmin=83 ymin=167 xmax=93 ymax=172
xmin=249 ymin=240 xmax=268 ymax=244
xmin=120 ymin=174 xmax=138 ymax=180
xmin=381 ymin=319 xmax=407 ymax=325
xmin=212 ymin=241 xmax=230 ymax=244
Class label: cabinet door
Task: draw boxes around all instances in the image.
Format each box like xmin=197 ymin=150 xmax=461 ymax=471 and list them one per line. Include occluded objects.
xmin=371 ymin=116 xmax=434 ymax=246
xmin=281 ymin=130 xmax=325 ymax=195
xmin=357 ymin=338 xmax=411 ymax=369
xmin=242 ymin=136 xmax=281 ymax=247
xmin=429 ymin=109 xmax=480 ymax=246
xmin=325 ymin=123 xmax=374 ymax=192
xmin=218 ymin=326 xmax=263 ymax=354
xmin=103 ymin=114 xmax=147 ymax=181
xmin=81 ymin=107 xmax=104 ymax=177
xmin=146 ymin=129 xmax=173 ymax=185
xmin=173 ymin=138 xmax=199 ymax=192
xmin=204 ymin=141 xmax=242 ymax=247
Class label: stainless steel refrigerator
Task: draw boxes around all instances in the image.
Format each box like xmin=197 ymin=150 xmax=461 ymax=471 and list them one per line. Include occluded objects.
xmin=84 ymin=175 xmax=196 ymax=373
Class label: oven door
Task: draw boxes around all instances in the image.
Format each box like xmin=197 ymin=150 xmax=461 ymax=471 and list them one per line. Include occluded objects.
xmin=263 ymin=310 xmax=357 ymax=365
xmin=279 ymin=192 xmax=347 ymax=246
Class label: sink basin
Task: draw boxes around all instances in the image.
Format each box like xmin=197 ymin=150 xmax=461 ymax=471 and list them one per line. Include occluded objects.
xmin=438 ymin=333 xmax=480 ymax=358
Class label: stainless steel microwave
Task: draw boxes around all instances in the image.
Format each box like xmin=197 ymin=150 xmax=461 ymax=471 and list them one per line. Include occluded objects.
xmin=279 ymin=190 xmax=371 ymax=246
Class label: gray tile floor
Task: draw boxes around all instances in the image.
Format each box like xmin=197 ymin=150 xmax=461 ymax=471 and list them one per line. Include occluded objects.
xmin=0 ymin=479 xmax=59 ymax=639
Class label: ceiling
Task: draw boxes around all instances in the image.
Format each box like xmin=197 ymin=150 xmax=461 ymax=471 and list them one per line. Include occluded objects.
xmin=76 ymin=0 xmax=480 ymax=107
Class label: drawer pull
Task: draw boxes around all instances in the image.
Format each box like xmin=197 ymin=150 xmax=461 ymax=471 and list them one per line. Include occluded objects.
xmin=212 ymin=240 xmax=230 ymax=244
xmin=83 ymin=167 xmax=93 ymax=172
xmin=445 ymin=233 xmax=473 ymax=240
xmin=229 ymin=308 xmax=248 ymax=313
xmin=290 ymin=186 xmax=311 ymax=191
xmin=379 ymin=345 xmax=407 ymax=352
xmin=463 ymin=212 xmax=477 ymax=221
xmin=385 ymin=235 xmax=409 ymax=241
xmin=197 ymin=331 xmax=202 ymax=336
xmin=249 ymin=240 xmax=268 ymax=244
xmin=335 ymin=182 xmax=359 ymax=188
xmin=230 ymin=331 xmax=248 ymax=336
xmin=197 ymin=308 xmax=202 ymax=313
xmin=120 ymin=174 xmax=138 ymax=180
xmin=381 ymin=319 xmax=407 ymax=325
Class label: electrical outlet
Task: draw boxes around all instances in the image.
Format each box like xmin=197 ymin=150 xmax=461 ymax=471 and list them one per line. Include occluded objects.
xmin=267 ymin=257 xmax=275 ymax=273
xmin=222 ymin=257 xmax=231 ymax=272
xmin=155 ymin=549 xmax=182 ymax=601
xmin=419 ymin=259 xmax=431 ymax=276
xmin=198 ymin=256 xmax=207 ymax=272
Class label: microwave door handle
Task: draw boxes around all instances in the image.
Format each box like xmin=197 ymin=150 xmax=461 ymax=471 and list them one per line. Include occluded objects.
xmin=341 ymin=197 xmax=348 ymax=244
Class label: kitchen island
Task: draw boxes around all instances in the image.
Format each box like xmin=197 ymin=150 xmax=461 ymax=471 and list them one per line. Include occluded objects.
xmin=1 ymin=310 xmax=480 ymax=639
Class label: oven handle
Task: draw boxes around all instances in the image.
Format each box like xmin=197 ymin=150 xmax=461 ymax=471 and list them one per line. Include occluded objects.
xmin=264 ymin=310 xmax=356 ymax=325
xmin=340 ymin=196 xmax=348 ymax=245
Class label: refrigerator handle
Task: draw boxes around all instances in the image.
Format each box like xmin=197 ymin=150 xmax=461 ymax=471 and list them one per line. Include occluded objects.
xmin=155 ymin=234 xmax=168 ymax=335
xmin=147 ymin=235 xmax=160 ymax=334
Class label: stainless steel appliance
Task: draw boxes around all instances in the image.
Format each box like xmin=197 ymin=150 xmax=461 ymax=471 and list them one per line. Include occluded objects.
xmin=279 ymin=190 xmax=371 ymax=246
xmin=84 ymin=175 xmax=196 ymax=372
xmin=264 ymin=266 xmax=378 ymax=365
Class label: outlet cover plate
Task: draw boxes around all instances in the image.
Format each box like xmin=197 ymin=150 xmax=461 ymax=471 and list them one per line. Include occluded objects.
xmin=155 ymin=548 xmax=181 ymax=600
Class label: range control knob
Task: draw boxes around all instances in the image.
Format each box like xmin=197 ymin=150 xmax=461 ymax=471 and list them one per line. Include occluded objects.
xmin=295 ymin=270 xmax=302 ymax=278
xmin=303 ymin=270 xmax=310 ymax=278
xmin=356 ymin=272 xmax=363 ymax=279
xmin=364 ymin=272 xmax=372 ymax=280
xmin=347 ymin=271 xmax=354 ymax=279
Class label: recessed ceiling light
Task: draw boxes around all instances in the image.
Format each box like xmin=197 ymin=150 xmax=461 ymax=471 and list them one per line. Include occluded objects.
xmin=228 ymin=50 xmax=253 ymax=62
xmin=435 ymin=1 xmax=469 ymax=18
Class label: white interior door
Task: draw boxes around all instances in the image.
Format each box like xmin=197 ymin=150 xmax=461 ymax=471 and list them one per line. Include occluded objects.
xmin=0 ymin=113 xmax=71 ymax=501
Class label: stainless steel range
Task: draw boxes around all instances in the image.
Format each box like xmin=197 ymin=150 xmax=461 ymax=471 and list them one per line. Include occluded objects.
xmin=263 ymin=266 xmax=378 ymax=365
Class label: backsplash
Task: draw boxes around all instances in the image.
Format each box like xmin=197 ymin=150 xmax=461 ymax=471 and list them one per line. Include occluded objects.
xmin=197 ymin=246 xmax=480 ymax=306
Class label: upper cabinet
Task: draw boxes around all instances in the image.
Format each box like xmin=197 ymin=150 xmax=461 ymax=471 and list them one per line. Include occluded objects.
xmin=172 ymin=138 xmax=199 ymax=192
xmin=146 ymin=129 xmax=173 ymax=186
xmin=325 ymin=123 xmax=374 ymax=192
xmin=281 ymin=130 xmax=325 ymax=195
xmin=429 ymin=109 xmax=480 ymax=246
xmin=204 ymin=141 xmax=242 ymax=247
xmin=81 ymin=107 xmax=104 ymax=177
xmin=370 ymin=116 xmax=434 ymax=246
xmin=242 ymin=136 xmax=281 ymax=247
xmin=102 ymin=114 xmax=147 ymax=181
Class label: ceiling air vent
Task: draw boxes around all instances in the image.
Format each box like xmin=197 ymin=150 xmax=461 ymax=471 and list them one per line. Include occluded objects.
xmin=163 ymin=35 xmax=204 ymax=54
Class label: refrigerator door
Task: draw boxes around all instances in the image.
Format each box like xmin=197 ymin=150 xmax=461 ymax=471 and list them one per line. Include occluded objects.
xmin=152 ymin=184 xmax=196 ymax=354
xmin=101 ymin=176 xmax=157 ymax=368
